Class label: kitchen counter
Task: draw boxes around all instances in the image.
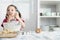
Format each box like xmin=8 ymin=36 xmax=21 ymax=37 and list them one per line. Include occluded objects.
xmin=0 ymin=32 xmax=18 ymax=38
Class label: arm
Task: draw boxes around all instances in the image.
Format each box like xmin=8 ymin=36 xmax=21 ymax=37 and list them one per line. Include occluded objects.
xmin=1 ymin=19 xmax=7 ymax=27
xmin=18 ymin=18 xmax=25 ymax=28
xmin=15 ymin=13 xmax=25 ymax=29
xmin=19 ymin=19 xmax=25 ymax=30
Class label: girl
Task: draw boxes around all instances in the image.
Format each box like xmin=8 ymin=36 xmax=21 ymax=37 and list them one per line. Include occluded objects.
xmin=1 ymin=5 xmax=25 ymax=31
xmin=1 ymin=5 xmax=25 ymax=40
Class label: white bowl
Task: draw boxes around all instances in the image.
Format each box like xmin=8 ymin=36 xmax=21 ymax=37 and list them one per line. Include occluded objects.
xmin=0 ymin=26 xmax=3 ymax=32
xmin=3 ymin=21 xmax=21 ymax=32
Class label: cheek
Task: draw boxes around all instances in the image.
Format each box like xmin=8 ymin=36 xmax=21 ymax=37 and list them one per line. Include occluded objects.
xmin=12 ymin=11 xmax=16 ymax=15
xmin=11 ymin=13 xmax=15 ymax=16
xmin=13 ymin=10 xmax=16 ymax=13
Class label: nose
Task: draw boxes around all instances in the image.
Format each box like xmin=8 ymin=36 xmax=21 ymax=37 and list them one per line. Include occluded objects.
xmin=9 ymin=10 xmax=12 ymax=14
xmin=9 ymin=10 xmax=11 ymax=13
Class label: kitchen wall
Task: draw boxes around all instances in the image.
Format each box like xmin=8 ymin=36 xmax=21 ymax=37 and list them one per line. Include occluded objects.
xmin=24 ymin=0 xmax=37 ymax=31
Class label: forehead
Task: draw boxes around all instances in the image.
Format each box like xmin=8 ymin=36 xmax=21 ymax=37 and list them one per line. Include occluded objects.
xmin=8 ymin=6 xmax=16 ymax=10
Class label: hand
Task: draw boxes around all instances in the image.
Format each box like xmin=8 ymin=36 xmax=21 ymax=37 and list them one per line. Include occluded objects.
xmin=20 ymin=26 xmax=24 ymax=31
xmin=15 ymin=12 xmax=20 ymax=19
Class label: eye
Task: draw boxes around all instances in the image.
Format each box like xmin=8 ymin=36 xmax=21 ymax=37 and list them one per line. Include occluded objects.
xmin=7 ymin=10 xmax=9 ymax=11
xmin=12 ymin=10 xmax=13 ymax=11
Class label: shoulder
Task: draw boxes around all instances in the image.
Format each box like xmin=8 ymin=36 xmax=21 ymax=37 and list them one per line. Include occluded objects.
xmin=16 ymin=18 xmax=25 ymax=22
xmin=1 ymin=18 xmax=7 ymax=27
xmin=3 ymin=18 xmax=7 ymax=22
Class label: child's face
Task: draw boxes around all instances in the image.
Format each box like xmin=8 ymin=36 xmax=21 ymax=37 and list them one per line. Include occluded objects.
xmin=7 ymin=6 xmax=16 ymax=17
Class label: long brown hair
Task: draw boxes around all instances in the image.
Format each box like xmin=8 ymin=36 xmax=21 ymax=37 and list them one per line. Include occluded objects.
xmin=6 ymin=5 xmax=21 ymax=19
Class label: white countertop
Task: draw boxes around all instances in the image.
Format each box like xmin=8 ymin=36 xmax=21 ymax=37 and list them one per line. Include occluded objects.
xmin=0 ymin=31 xmax=60 ymax=40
